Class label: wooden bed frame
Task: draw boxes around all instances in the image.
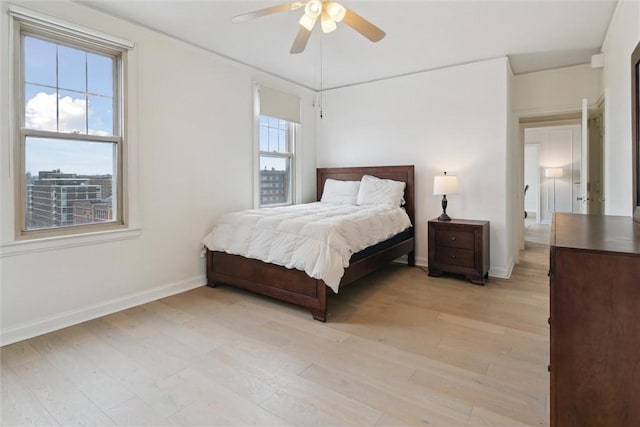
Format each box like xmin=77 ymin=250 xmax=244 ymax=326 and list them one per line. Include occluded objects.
xmin=206 ymin=165 xmax=415 ymax=321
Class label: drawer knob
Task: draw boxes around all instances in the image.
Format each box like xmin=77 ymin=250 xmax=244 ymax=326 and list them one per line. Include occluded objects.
xmin=451 ymin=255 xmax=456 ymax=259
xmin=451 ymin=236 xmax=456 ymax=241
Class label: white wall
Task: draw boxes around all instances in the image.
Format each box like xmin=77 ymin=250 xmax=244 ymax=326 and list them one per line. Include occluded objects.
xmin=317 ymin=57 xmax=513 ymax=277
xmin=0 ymin=0 xmax=317 ymax=344
xmin=512 ymin=64 xmax=601 ymax=116
xmin=601 ymin=0 xmax=640 ymax=216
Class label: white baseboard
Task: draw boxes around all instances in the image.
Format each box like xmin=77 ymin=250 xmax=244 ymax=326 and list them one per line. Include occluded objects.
xmin=0 ymin=275 xmax=206 ymax=347
xmin=415 ymin=256 xmax=427 ymax=267
xmin=489 ymin=258 xmax=514 ymax=279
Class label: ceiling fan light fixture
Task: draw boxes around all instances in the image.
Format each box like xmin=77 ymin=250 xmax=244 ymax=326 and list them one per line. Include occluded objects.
xmin=325 ymin=2 xmax=346 ymax=22
xmin=234 ymin=0 xmax=385 ymax=54
xmin=320 ymin=12 xmax=337 ymax=33
xmin=299 ymin=13 xmax=318 ymax=31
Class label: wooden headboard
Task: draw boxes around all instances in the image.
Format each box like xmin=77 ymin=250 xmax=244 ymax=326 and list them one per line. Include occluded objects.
xmin=316 ymin=165 xmax=415 ymax=227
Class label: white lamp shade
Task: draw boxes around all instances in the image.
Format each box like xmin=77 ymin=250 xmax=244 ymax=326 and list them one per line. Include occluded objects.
xmin=545 ymin=167 xmax=563 ymax=178
xmin=326 ymin=2 xmax=346 ymax=22
xmin=304 ymin=0 xmax=323 ymax=17
xmin=299 ymin=13 xmax=318 ymax=31
xmin=320 ymin=12 xmax=337 ymax=33
xmin=433 ymin=175 xmax=458 ymax=195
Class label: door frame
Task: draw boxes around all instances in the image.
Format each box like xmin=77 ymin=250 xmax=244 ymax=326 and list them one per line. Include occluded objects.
xmin=580 ymin=98 xmax=589 ymax=214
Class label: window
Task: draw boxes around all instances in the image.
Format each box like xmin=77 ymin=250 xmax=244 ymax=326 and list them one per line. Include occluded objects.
xmin=13 ymin=12 xmax=130 ymax=238
xmin=255 ymin=85 xmax=301 ymax=208
xmin=258 ymin=115 xmax=294 ymax=206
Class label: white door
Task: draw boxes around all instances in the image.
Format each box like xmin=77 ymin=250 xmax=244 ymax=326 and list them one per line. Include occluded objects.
xmin=579 ymin=98 xmax=589 ymax=214
xmin=588 ymin=99 xmax=605 ymax=215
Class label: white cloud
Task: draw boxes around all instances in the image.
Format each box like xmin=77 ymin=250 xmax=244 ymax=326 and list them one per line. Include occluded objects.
xmin=26 ymin=92 xmax=86 ymax=133
xmin=25 ymin=92 xmax=109 ymax=136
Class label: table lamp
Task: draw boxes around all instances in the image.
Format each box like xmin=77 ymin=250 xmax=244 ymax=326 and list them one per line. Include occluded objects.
xmin=433 ymin=172 xmax=458 ymax=221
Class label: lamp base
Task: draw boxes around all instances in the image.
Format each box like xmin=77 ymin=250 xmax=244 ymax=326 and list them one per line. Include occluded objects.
xmin=438 ymin=195 xmax=451 ymax=221
xmin=437 ymin=212 xmax=452 ymax=221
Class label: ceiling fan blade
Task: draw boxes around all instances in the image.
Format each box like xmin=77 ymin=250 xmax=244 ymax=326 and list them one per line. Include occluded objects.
xmin=232 ymin=2 xmax=304 ymax=23
xmin=341 ymin=9 xmax=386 ymax=42
xmin=290 ymin=25 xmax=312 ymax=54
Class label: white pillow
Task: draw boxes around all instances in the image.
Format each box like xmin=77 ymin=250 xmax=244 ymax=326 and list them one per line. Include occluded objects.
xmin=356 ymin=174 xmax=406 ymax=207
xmin=320 ymin=179 xmax=361 ymax=205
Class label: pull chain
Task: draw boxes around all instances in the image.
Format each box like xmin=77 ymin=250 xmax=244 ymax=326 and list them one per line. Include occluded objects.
xmin=319 ymin=36 xmax=323 ymax=119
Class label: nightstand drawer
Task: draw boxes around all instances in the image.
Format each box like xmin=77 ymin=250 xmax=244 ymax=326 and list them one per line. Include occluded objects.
xmin=436 ymin=230 xmax=474 ymax=249
xmin=435 ymin=247 xmax=475 ymax=268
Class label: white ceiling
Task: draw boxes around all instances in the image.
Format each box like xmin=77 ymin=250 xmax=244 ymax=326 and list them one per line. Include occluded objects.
xmin=79 ymin=0 xmax=618 ymax=90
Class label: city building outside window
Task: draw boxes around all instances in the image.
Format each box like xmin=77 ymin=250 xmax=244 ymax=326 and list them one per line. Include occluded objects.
xmin=14 ymin=16 xmax=128 ymax=238
xmin=258 ymin=115 xmax=295 ymax=207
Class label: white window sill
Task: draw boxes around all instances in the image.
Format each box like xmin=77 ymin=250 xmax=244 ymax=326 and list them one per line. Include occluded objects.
xmin=0 ymin=227 xmax=142 ymax=257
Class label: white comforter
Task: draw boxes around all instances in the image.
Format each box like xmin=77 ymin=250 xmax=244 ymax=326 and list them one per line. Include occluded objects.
xmin=201 ymin=202 xmax=412 ymax=293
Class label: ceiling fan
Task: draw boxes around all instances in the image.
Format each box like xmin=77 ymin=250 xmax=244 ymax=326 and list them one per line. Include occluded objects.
xmin=232 ymin=1 xmax=386 ymax=54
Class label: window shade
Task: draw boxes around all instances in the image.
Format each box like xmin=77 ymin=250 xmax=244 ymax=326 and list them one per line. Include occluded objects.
xmin=259 ymin=86 xmax=301 ymax=124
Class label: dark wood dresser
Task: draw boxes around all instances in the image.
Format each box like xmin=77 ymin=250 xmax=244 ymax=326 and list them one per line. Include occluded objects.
xmin=428 ymin=218 xmax=489 ymax=285
xmin=550 ymin=213 xmax=640 ymax=426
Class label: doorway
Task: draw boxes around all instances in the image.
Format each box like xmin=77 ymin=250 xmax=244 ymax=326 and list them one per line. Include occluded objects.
xmin=523 ymin=121 xmax=582 ymax=225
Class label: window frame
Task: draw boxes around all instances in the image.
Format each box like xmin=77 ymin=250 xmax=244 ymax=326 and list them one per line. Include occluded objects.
xmin=258 ymin=115 xmax=296 ymax=207
xmin=13 ymin=18 xmax=128 ymax=240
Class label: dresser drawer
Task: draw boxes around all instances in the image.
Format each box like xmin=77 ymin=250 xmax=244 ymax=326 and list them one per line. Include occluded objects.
xmin=436 ymin=230 xmax=475 ymax=249
xmin=435 ymin=247 xmax=475 ymax=268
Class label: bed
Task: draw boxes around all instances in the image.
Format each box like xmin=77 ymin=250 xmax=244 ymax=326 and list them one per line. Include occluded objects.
xmin=204 ymin=165 xmax=415 ymax=321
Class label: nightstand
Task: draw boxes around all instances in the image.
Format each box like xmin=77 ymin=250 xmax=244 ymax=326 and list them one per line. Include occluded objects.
xmin=428 ymin=218 xmax=490 ymax=285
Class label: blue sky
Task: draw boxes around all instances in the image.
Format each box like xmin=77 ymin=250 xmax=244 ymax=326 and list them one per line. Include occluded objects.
xmin=26 ymin=137 xmax=114 ymax=177
xmin=24 ymin=36 xmax=115 ymax=176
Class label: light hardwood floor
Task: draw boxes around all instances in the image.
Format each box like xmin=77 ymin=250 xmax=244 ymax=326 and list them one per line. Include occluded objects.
xmin=1 ymin=243 xmax=550 ymax=426
xmin=524 ymin=217 xmax=551 ymax=246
